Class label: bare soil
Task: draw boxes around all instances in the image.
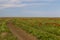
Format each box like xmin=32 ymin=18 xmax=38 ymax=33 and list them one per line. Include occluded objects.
xmin=7 ymin=22 xmax=38 ymax=40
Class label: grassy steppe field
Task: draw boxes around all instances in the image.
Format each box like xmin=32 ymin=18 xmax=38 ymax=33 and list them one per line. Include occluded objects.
xmin=1 ymin=18 xmax=60 ymax=40
xmin=0 ymin=18 xmax=17 ymax=40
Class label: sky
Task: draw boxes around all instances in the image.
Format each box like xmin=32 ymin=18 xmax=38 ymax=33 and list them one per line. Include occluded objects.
xmin=0 ymin=0 xmax=60 ymax=17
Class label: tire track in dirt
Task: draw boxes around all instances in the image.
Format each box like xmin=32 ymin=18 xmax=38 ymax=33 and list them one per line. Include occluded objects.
xmin=7 ymin=21 xmax=38 ymax=40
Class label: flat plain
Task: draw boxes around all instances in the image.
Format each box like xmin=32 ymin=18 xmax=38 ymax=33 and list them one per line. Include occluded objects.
xmin=1 ymin=17 xmax=60 ymax=40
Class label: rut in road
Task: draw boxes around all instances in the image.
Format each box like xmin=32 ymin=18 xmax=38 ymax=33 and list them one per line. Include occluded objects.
xmin=7 ymin=21 xmax=38 ymax=40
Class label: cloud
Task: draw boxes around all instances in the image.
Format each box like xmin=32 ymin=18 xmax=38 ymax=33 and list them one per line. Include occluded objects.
xmin=8 ymin=0 xmax=21 ymax=4
xmin=0 ymin=4 xmax=27 ymax=9
xmin=9 ymin=0 xmax=19 ymax=2
xmin=0 ymin=0 xmax=56 ymax=9
xmin=23 ymin=0 xmax=54 ymax=1
xmin=0 ymin=0 xmax=26 ymax=9
xmin=0 ymin=0 xmax=7 ymax=1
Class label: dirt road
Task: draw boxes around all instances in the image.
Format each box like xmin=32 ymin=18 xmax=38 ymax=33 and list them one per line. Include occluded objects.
xmin=7 ymin=22 xmax=38 ymax=40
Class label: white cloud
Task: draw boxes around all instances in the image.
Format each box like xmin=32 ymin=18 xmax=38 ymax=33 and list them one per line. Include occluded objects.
xmin=0 ymin=4 xmax=27 ymax=9
xmin=0 ymin=0 xmax=7 ymax=1
xmin=0 ymin=0 xmax=56 ymax=9
xmin=0 ymin=0 xmax=19 ymax=2
xmin=22 ymin=0 xmax=55 ymax=2
xmin=8 ymin=0 xmax=21 ymax=3
xmin=2 ymin=4 xmax=26 ymax=7
xmin=9 ymin=0 xmax=19 ymax=2
xmin=27 ymin=3 xmax=49 ymax=6
xmin=0 ymin=0 xmax=26 ymax=9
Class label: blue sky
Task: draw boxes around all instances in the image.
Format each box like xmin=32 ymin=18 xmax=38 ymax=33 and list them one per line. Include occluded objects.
xmin=0 ymin=0 xmax=60 ymax=17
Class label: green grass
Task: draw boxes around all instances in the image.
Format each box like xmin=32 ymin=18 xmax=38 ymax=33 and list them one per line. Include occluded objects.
xmin=1 ymin=18 xmax=60 ymax=40
xmin=0 ymin=19 xmax=17 ymax=40
xmin=13 ymin=18 xmax=60 ymax=40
